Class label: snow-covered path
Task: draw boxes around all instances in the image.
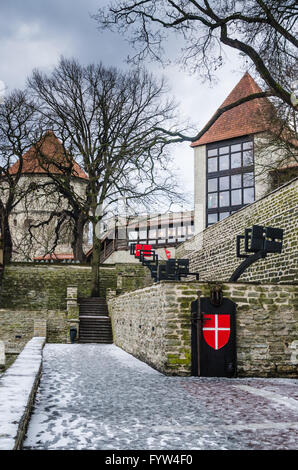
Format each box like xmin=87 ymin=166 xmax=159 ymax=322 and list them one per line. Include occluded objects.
xmin=24 ymin=344 xmax=298 ymax=450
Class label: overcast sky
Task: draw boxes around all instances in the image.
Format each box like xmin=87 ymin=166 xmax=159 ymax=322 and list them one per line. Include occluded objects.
xmin=0 ymin=0 xmax=249 ymax=209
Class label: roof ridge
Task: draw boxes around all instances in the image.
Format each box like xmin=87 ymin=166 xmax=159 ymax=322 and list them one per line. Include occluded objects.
xmin=191 ymin=72 xmax=275 ymax=147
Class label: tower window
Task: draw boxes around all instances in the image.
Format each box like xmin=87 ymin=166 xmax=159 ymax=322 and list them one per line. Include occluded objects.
xmin=206 ymin=137 xmax=255 ymax=227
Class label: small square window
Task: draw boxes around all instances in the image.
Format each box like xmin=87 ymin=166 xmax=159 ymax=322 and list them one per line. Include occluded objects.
xmin=231 ymin=153 xmax=241 ymax=169
xmin=231 ymin=189 xmax=242 ymax=206
xmin=219 ymin=212 xmax=230 ymax=221
xmin=243 ymin=141 xmax=253 ymax=150
xmin=219 ymin=191 xmax=229 ymax=207
xmin=149 ymin=229 xmax=156 ymax=238
xmin=219 ymin=146 xmax=229 ymax=155
xmin=244 ymin=187 xmax=254 ymax=204
xmin=243 ymin=172 xmax=254 ymax=187
xmin=219 ymin=176 xmax=229 ymax=191
xmin=208 ymin=213 xmax=218 ymax=224
xmin=231 ymin=174 xmax=242 ymax=189
xmin=208 ymin=178 xmax=217 ymax=192
xmin=177 ymin=226 xmax=186 ymax=236
xmin=208 ymin=148 xmax=217 ymax=157
xmin=128 ymin=231 xmax=138 ymax=240
xmin=231 ymin=144 xmax=241 ymax=152
xmin=208 ymin=157 xmax=218 ymax=172
xmin=208 ymin=193 xmax=218 ymax=208
xmin=219 ymin=154 xmax=229 ymax=171
xmin=139 ymin=230 xmax=147 ymax=240
xmin=243 ymin=150 xmax=253 ymax=166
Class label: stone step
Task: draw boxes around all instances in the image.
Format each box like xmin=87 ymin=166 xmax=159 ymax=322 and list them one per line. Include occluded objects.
xmin=80 ymin=304 xmax=108 ymax=310
xmin=79 ymin=334 xmax=113 ymax=338
xmin=79 ymin=319 xmax=111 ymax=324
xmin=78 ymin=297 xmax=107 ymax=304
xmin=79 ymin=324 xmax=111 ymax=328
xmin=80 ymin=335 xmax=112 ymax=338
xmin=79 ymin=328 xmax=112 ymax=332
xmin=80 ymin=324 xmax=111 ymax=328
xmin=79 ymin=298 xmax=113 ymax=344
xmin=80 ymin=334 xmax=112 ymax=337
xmin=79 ymin=339 xmax=113 ymax=344
xmin=80 ymin=311 xmax=108 ymax=314
xmin=78 ymin=297 xmax=110 ymax=322
xmin=79 ymin=303 xmax=108 ymax=308
xmin=80 ymin=311 xmax=109 ymax=318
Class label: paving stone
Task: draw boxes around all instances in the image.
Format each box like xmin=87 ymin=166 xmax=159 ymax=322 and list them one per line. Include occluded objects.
xmin=23 ymin=344 xmax=298 ymax=450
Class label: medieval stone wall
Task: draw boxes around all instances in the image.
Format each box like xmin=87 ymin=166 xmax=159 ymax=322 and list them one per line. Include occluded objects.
xmin=0 ymin=262 xmax=152 ymax=346
xmin=0 ymin=262 xmax=152 ymax=310
xmin=0 ymin=309 xmax=68 ymax=350
xmin=108 ymin=281 xmax=298 ymax=378
xmin=177 ymin=178 xmax=298 ymax=283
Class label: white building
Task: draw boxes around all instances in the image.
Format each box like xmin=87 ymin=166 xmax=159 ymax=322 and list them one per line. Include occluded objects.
xmin=87 ymin=210 xmax=195 ymax=263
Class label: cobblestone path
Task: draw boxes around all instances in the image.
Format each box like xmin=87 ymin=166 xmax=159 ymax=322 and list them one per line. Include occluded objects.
xmin=24 ymin=344 xmax=298 ymax=450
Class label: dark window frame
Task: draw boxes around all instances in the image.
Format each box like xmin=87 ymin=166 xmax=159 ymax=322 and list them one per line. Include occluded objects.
xmin=206 ymin=136 xmax=255 ymax=227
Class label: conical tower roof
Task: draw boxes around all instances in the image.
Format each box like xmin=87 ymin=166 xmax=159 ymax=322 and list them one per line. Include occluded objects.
xmin=191 ymin=72 xmax=276 ymax=147
xmin=9 ymin=131 xmax=88 ymax=179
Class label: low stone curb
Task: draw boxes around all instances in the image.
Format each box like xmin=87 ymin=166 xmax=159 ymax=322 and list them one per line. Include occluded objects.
xmin=0 ymin=337 xmax=46 ymax=450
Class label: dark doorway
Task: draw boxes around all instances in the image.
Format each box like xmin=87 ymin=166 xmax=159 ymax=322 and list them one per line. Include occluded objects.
xmin=191 ymin=297 xmax=237 ymax=377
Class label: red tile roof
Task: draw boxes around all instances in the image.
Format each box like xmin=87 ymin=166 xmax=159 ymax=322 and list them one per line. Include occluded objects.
xmin=9 ymin=131 xmax=88 ymax=179
xmin=33 ymin=253 xmax=74 ymax=260
xmin=191 ymin=72 xmax=277 ymax=147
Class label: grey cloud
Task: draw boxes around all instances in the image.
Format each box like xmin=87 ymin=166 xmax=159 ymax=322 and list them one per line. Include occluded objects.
xmin=0 ymin=0 xmax=244 ymax=204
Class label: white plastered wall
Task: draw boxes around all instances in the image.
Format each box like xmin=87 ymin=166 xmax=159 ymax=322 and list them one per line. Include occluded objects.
xmin=193 ymin=144 xmax=206 ymax=235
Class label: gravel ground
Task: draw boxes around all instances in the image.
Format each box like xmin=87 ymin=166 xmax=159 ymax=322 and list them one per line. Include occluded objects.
xmin=23 ymin=344 xmax=298 ymax=450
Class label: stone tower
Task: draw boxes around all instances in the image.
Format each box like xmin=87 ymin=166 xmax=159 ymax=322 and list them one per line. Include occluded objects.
xmin=8 ymin=131 xmax=90 ymax=261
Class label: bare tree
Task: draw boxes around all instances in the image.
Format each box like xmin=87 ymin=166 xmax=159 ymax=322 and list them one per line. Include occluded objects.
xmin=28 ymin=58 xmax=183 ymax=296
xmin=0 ymin=90 xmax=40 ymax=264
xmin=94 ymin=0 xmax=298 ymax=142
xmin=13 ymin=181 xmax=78 ymax=262
xmin=15 ymin=130 xmax=90 ymax=263
xmin=253 ymin=98 xmax=298 ymax=191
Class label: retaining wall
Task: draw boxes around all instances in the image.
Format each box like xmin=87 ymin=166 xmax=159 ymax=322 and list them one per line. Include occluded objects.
xmin=108 ymin=281 xmax=298 ymax=377
xmin=0 ymin=337 xmax=45 ymax=450
xmin=177 ymin=178 xmax=298 ymax=283
xmin=0 ymin=309 xmax=68 ymax=351
xmin=0 ymin=263 xmax=152 ymax=311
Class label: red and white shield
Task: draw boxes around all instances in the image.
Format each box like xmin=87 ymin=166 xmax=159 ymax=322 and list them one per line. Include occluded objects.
xmin=202 ymin=314 xmax=230 ymax=350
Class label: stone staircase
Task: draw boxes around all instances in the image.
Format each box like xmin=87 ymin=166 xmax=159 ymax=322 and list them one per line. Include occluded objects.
xmin=78 ymin=298 xmax=113 ymax=344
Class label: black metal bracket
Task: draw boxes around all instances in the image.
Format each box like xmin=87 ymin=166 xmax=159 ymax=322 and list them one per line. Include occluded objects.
xmin=229 ymin=250 xmax=267 ymax=282
xmin=230 ymin=224 xmax=283 ymax=282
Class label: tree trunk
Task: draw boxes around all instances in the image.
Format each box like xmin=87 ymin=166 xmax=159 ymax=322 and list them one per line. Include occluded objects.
xmin=72 ymin=212 xmax=87 ymax=263
xmin=91 ymin=221 xmax=101 ymax=297
xmin=2 ymin=212 xmax=13 ymax=265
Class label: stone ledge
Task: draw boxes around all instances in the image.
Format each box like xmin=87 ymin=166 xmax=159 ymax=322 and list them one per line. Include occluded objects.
xmin=0 ymin=336 xmax=46 ymax=450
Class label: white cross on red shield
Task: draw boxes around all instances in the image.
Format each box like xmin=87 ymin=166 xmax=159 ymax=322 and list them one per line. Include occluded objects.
xmin=202 ymin=313 xmax=230 ymax=350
